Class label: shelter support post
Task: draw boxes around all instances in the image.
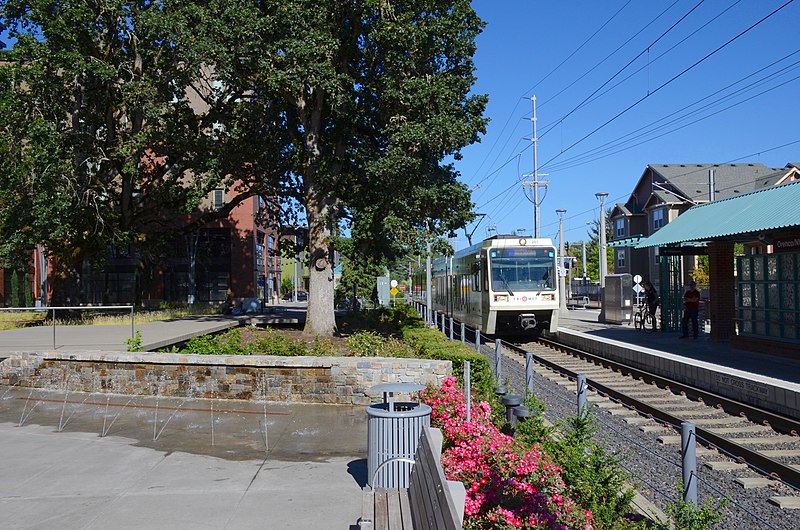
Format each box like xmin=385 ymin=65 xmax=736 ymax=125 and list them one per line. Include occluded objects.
xmin=709 ymin=241 xmax=735 ymax=341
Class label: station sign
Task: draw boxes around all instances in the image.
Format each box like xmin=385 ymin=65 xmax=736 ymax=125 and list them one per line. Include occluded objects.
xmin=658 ymin=246 xmax=708 ymax=256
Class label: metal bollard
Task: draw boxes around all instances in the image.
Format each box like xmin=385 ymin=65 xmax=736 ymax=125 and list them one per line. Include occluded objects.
xmin=464 ymin=360 xmax=471 ymax=423
xmin=494 ymin=339 xmax=502 ymax=385
xmin=449 ymin=317 xmax=454 ymax=341
xmin=460 ymin=322 xmax=465 ymax=344
xmin=511 ymin=405 xmax=531 ymax=430
xmin=501 ymin=394 xmax=522 ymax=424
xmin=525 ymin=352 xmax=534 ymax=398
xmin=577 ymin=374 xmax=587 ymax=419
xmin=440 ymin=313 xmax=445 ymax=334
xmin=681 ymin=422 xmax=698 ymax=507
xmin=475 ymin=329 xmax=481 ymax=352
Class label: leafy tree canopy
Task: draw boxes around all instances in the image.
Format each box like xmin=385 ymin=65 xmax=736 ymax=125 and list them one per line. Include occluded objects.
xmin=0 ymin=1 xmax=488 ymax=335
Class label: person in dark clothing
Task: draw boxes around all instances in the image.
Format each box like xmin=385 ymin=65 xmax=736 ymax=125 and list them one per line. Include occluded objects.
xmin=680 ymin=280 xmax=701 ymax=339
xmin=643 ymin=280 xmax=659 ymax=329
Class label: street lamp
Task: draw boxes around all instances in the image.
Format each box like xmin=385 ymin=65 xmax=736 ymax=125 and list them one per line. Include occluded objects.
xmin=556 ymin=209 xmax=568 ymax=312
xmin=595 ymin=192 xmax=609 ymax=322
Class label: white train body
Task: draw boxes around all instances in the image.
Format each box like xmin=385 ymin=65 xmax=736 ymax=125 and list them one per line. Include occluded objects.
xmin=413 ymin=235 xmax=559 ymax=335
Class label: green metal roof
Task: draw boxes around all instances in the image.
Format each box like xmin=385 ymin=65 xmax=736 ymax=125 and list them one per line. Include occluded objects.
xmin=635 ymin=180 xmax=800 ymax=248
xmin=608 ymin=235 xmax=643 ymax=248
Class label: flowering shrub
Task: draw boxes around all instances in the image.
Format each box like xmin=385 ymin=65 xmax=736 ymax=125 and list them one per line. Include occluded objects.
xmin=420 ymin=377 xmax=593 ymax=530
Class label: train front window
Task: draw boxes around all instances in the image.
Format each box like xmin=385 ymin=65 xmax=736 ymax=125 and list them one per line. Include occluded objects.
xmin=490 ymin=248 xmax=555 ymax=292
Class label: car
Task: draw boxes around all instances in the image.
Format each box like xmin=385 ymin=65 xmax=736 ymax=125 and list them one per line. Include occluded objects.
xmin=297 ymin=291 xmax=308 ymax=301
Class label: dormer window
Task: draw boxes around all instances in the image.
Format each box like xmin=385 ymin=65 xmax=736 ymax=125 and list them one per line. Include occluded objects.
xmin=615 ymin=218 xmax=624 ymax=237
xmin=652 ymin=209 xmax=664 ymax=231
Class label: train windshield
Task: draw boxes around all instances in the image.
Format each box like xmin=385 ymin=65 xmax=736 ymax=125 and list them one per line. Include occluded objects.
xmin=489 ymin=247 xmax=556 ymax=292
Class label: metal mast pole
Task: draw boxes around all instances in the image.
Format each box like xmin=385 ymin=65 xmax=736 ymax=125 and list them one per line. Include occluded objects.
xmin=425 ymin=222 xmax=433 ymax=327
xmin=532 ymin=96 xmax=540 ymax=238
xmin=557 ymin=209 xmax=568 ymax=312
xmin=522 ymin=96 xmax=547 ymax=239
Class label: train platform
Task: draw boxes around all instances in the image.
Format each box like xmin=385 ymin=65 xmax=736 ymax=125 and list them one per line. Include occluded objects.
xmin=555 ymin=307 xmax=800 ymax=421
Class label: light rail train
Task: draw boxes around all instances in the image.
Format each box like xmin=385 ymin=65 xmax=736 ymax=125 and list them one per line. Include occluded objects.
xmin=412 ymin=235 xmax=559 ymax=336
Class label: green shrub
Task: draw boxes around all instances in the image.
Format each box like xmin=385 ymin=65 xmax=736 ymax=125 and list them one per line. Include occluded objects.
xmin=400 ymin=325 xmax=497 ymax=405
xmin=345 ymin=331 xmax=385 ymax=356
xmin=183 ymin=328 xmax=249 ymax=355
xmin=513 ymin=394 xmax=552 ymax=446
xmin=662 ymin=483 xmax=727 ymax=530
xmin=541 ymin=411 xmax=638 ymax=530
xmin=126 ymin=330 xmax=143 ymax=352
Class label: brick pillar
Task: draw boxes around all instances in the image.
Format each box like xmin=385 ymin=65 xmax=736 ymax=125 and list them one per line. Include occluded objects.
xmin=708 ymin=241 xmax=735 ymax=341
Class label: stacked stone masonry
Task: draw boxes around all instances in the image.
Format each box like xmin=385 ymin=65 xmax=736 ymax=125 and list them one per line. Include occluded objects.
xmin=0 ymin=352 xmax=451 ymax=406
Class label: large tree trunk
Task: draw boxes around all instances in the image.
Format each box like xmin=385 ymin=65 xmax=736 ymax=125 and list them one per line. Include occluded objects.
xmin=304 ymin=180 xmax=337 ymax=336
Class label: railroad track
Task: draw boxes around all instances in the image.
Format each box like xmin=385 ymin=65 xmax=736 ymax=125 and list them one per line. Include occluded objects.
xmin=501 ymin=336 xmax=800 ymax=510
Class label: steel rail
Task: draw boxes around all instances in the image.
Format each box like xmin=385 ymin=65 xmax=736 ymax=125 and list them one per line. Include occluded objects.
xmin=503 ymin=336 xmax=800 ymax=490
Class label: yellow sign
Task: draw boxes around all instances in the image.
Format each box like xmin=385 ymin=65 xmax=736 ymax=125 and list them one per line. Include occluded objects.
xmin=390 ymin=287 xmax=399 ymax=297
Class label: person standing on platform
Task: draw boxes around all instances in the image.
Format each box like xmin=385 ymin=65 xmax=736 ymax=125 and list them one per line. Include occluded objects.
xmin=643 ymin=280 xmax=659 ymax=329
xmin=680 ymin=280 xmax=701 ymax=339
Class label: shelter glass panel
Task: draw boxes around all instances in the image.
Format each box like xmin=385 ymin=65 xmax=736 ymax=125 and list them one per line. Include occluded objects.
xmin=741 ymin=258 xmax=751 ymax=281
xmin=767 ymin=256 xmax=778 ymax=280
xmin=780 ymin=254 xmax=795 ymax=281
xmin=736 ymin=252 xmax=800 ymax=342
xmin=753 ymin=257 xmax=764 ymax=281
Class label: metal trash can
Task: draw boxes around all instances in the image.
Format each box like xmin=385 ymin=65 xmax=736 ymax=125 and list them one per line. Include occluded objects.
xmin=367 ymin=383 xmax=431 ymax=488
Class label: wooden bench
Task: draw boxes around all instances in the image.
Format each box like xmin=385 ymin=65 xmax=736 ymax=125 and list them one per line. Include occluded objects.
xmin=359 ymin=426 xmax=466 ymax=530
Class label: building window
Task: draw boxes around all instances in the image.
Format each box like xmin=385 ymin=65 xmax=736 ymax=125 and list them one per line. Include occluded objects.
xmin=615 ymin=218 xmax=625 ymax=237
xmin=212 ymin=189 xmax=224 ymax=211
xmin=652 ymin=208 xmax=664 ymax=231
xmin=653 ymin=247 xmax=660 ymax=266
xmin=616 ymin=249 xmax=625 ymax=268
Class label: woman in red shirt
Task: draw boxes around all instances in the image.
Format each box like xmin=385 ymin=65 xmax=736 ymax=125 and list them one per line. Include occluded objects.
xmin=680 ymin=281 xmax=701 ymax=339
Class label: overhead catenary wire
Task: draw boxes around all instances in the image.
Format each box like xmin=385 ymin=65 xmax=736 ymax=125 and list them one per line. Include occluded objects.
xmin=544 ymin=69 xmax=800 ymax=172
xmin=543 ymin=47 xmax=800 ymax=170
xmin=539 ymin=0 xmax=797 ymax=171
xmin=466 ymin=0 xmax=637 ymax=193
xmin=538 ymin=0 xmax=711 ymax=138
xmin=538 ymin=0 xmax=682 ymax=110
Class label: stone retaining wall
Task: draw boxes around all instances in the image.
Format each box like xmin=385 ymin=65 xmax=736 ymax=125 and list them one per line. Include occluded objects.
xmin=0 ymin=352 xmax=451 ymax=406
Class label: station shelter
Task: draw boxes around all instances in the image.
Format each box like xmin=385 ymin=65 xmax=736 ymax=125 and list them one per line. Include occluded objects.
xmin=633 ymin=180 xmax=800 ymax=355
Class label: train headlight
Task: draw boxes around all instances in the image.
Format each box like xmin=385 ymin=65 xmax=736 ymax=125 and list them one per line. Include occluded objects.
xmin=494 ymin=294 xmax=508 ymax=302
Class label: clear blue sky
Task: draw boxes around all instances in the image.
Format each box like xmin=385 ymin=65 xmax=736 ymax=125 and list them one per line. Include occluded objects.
xmin=456 ymin=0 xmax=799 ymax=249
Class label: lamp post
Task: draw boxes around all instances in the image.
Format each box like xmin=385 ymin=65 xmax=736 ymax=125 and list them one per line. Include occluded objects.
xmin=595 ymin=192 xmax=609 ymax=322
xmin=425 ymin=220 xmax=433 ymax=327
xmin=556 ymin=209 xmax=568 ymax=312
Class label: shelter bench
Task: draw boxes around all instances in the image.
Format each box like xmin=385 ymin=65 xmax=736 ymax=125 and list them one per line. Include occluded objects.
xmin=358 ymin=426 xmax=466 ymax=530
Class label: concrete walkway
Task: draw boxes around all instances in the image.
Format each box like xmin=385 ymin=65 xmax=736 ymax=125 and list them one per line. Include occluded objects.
xmin=0 ymin=387 xmax=368 ymax=529
xmin=0 ymin=304 xmax=309 ymax=355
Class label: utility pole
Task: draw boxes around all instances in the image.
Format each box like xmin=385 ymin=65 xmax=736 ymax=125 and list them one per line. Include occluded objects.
xmin=522 ymin=96 xmax=548 ymax=238
xmin=596 ymin=192 xmax=609 ymax=322
xmin=556 ymin=209 xmax=568 ymax=312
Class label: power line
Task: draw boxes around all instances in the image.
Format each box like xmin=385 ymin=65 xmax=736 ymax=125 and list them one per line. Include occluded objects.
xmin=466 ymin=0 xmax=636 ymax=193
xmin=539 ymin=0 xmax=796 ymax=170
xmin=543 ymin=48 xmax=800 ymax=170
xmin=538 ymin=0 xmax=682 ymax=110
xmin=543 ymin=60 xmax=800 ymax=172
xmin=539 ymin=0 xmax=746 ymax=135
xmin=522 ymin=0 xmax=634 ymax=96
xmin=538 ymin=0 xmax=710 ymax=138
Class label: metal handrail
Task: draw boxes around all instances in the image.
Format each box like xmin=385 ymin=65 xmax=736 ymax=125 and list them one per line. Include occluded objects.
xmin=0 ymin=305 xmax=134 ymax=349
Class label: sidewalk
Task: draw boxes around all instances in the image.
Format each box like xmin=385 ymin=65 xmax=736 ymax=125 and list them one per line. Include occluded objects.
xmin=0 ymin=387 xmax=368 ymax=529
xmin=558 ymin=307 xmax=800 ymax=385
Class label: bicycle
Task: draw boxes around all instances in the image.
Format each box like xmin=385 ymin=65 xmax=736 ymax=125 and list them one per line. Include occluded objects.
xmin=633 ymin=302 xmax=657 ymax=333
